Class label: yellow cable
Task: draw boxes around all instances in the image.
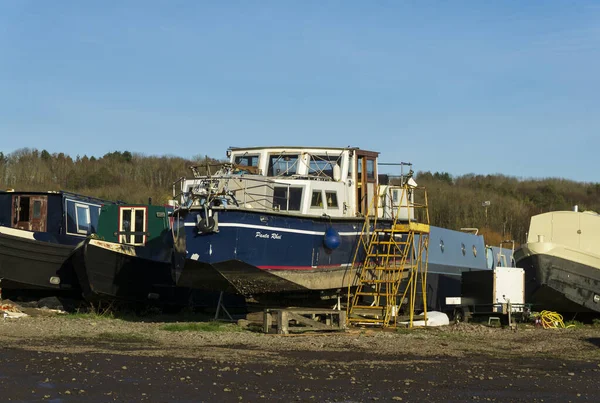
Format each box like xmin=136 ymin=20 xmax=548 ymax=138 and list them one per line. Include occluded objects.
xmin=537 ymin=310 xmax=575 ymax=329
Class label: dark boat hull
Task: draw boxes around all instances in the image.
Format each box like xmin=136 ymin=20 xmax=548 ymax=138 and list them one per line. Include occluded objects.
xmin=517 ymin=252 xmax=600 ymax=313
xmin=0 ymin=231 xmax=78 ymax=291
xmin=74 ymin=239 xmax=184 ymax=305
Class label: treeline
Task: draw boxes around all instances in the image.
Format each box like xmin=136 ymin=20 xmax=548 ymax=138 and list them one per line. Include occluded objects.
xmin=0 ymin=148 xmax=222 ymax=204
xmin=415 ymin=171 xmax=600 ymax=245
xmin=1 ymin=148 xmax=597 ymax=245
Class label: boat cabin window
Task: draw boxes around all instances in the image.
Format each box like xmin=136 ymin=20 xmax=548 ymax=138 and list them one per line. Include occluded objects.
xmin=33 ymin=200 xmax=42 ymax=219
xmin=273 ymin=187 xmax=302 ymax=211
xmin=65 ymin=199 xmax=102 ymax=236
xmin=119 ymin=207 xmax=147 ymax=245
xmin=308 ymin=154 xmax=342 ymax=179
xmin=311 ymin=191 xmax=323 ymax=208
xmin=325 ymin=191 xmax=338 ymax=208
xmin=75 ymin=204 xmax=91 ymax=235
xmin=268 ymin=154 xmax=300 ymax=177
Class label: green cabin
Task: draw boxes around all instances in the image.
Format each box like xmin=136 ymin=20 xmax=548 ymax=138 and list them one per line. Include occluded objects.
xmin=95 ymin=204 xmax=171 ymax=246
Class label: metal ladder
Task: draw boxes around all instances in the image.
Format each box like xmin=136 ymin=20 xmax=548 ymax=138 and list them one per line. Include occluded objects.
xmin=346 ymin=182 xmax=431 ymax=328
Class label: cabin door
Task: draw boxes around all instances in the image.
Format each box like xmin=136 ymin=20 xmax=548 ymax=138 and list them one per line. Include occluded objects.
xmin=11 ymin=195 xmax=48 ymax=232
xmin=118 ymin=207 xmax=147 ymax=245
xmin=355 ymin=151 xmax=378 ymax=217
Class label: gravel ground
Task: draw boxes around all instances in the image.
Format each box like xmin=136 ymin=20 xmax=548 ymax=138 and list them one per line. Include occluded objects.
xmin=0 ymin=313 xmax=599 ymax=402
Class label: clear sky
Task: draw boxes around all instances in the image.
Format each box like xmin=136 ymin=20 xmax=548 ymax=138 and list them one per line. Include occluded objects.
xmin=1 ymin=1 xmax=599 ymax=181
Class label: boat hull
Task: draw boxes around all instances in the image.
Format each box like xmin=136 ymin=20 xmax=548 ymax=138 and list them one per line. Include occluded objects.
xmin=74 ymin=239 xmax=183 ymax=304
xmin=176 ymin=208 xmax=491 ymax=311
xmin=516 ymin=244 xmax=600 ymax=313
xmin=0 ymin=229 xmax=78 ymax=291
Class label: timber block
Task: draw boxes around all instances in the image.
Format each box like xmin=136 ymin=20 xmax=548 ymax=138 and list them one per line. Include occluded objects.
xmin=263 ymin=308 xmax=347 ymax=335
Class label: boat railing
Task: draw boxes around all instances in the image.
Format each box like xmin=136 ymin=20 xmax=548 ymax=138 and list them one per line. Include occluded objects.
xmin=173 ymin=171 xmax=305 ymax=214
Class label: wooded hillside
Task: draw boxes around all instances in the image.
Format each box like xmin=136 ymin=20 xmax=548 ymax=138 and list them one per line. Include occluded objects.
xmin=1 ymin=148 xmax=598 ymax=244
xmin=0 ymin=148 xmax=222 ymax=205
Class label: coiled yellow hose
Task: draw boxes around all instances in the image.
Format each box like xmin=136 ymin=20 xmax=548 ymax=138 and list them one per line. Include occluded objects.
xmin=537 ymin=310 xmax=575 ymax=329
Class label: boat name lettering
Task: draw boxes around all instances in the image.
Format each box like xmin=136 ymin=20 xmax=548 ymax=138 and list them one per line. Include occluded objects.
xmin=255 ymin=231 xmax=282 ymax=240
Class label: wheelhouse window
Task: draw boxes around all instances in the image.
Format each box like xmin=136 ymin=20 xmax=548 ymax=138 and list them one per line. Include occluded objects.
xmin=273 ymin=187 xmax=302 ymax=211
xmin=310 ymin=191 xmax=323 ymax=208
xmin=325 ymin=191 xmax=338 ymax=208
xmin=366 ymin=159 xmax=375 ymax=180
xmin=234 ymin=154 xmax=260 ymax=174
xmin=307 ymin=154 xmax=342 ymax=179
xmin=234 ymin=154 xmax=259 ymax=167
xmin=268 ymin=154 xmax=300 ymax=177
xmin=75 ymin=204 xmax=91 ymax=234
xmin=119 ymin=207 xmax=147 ymax=245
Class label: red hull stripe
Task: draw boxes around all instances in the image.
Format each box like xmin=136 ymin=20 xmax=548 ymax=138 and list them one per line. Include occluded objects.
xmin=258 ymin=265 xmax=345 ymax=271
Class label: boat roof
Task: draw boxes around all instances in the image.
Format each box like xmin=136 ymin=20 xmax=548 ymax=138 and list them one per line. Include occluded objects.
xmin=227 ymin=146 xmax=379 ymax=155
xmin=0 ymin=189 xmax=113 ymax=203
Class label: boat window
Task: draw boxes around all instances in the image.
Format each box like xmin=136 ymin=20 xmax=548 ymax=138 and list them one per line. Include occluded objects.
xmin=33 ymin=200 xmax=41 ymax=219
xmin=119 ymin=207 xmax=147 ymax=245
xmin=268 ymin=154 xmax=300 ymax=177
xmin=19 ymin=196 xmax=30 ymax=222
xmin=65 ymin=199 xmax=102 ymax=236
xmin=308 ymin=154 xmax=342 ymax=178
xmin=366 ymin=159 xmax=375 ymax=180
xmin=134 ymin=209 xmax=145 ymax=244
xmin=311 ymin=191 xmax=323 ymax=208
xmin=120 ymin=209 xmax=132 ymax=243
xmin=472 ymin=245 xmax=477 ymax=257
xmin=440 ymin=239 xmax=444 ymax=253
xmin=75 ymin=204 xmax=91 ymax=235
xmin=273 ymin=187 xmax=302 ymax=211
xmin=461 ymin=243 xmax=466 ymax=256
xmin=234 ymin=154 xmax=260 ymax=167
xmin=326 ymin=191 xmax=338 ymax=208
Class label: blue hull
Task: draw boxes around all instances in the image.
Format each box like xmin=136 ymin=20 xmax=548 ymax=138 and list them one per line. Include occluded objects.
xmin=175 ymin=208 xmax=499 ymax=310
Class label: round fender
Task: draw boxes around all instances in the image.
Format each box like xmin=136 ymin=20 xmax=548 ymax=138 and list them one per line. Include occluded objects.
xmin=323 ymin=227 xmax=341 ymax=250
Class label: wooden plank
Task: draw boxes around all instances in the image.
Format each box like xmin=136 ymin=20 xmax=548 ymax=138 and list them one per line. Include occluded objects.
xmin=286 ymin=312 xmax=335 ymax=330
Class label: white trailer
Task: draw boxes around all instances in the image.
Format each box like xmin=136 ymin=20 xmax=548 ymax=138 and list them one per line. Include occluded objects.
xmin=445 ymin=266 xmax=530 ymax=324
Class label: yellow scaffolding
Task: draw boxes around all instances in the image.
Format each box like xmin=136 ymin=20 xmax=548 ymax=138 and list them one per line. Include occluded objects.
xmin=346 ymin=182 xmax=430 ymax=328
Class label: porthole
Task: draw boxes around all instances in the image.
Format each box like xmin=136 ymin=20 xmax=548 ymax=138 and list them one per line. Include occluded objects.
xmin=461 ymin=243 xmax=466 ymax=256
xmin=440 ymin=239 xmax=445 ymax=253
xmin=472 ymin=245 xmax=477 ymax=257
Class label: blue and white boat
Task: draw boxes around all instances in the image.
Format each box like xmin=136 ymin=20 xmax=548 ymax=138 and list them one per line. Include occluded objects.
xmin=172 ymin=146 xmax=511 ymax=311
xmin=0 ymin=190 xmax=113 ymax=291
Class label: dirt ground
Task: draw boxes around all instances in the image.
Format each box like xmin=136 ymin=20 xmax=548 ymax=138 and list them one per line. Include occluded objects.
xmin=0 ymin=312 xmax=599 ymax=402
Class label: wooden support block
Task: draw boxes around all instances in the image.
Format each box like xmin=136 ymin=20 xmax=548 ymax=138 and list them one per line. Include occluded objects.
xmin=263 ymin=310 xmax=272 ymax=334
xmin=278 ymin=310 xmax=288 ymax=334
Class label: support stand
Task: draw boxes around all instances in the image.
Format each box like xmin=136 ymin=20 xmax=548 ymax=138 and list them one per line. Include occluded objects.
xmin=214 ymin=291 xmax=233 ymax=321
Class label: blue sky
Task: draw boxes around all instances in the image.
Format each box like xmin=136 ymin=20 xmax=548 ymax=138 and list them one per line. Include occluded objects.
xmin=1 ymin=1 xmax=599 ymax=182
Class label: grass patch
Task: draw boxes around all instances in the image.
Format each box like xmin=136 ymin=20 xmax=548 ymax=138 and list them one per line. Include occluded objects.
xmin=96 ymin=332 xmax=152 ymax=343
xmin=564 ymin=320 xmax=585 ymax=328
xmin=161 ymin=321 xmax=243 ymax=333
